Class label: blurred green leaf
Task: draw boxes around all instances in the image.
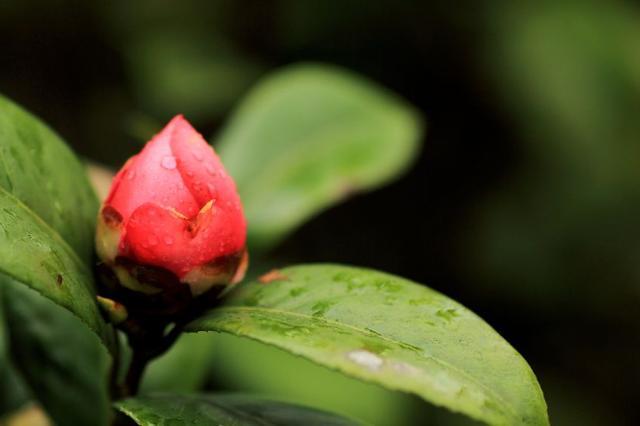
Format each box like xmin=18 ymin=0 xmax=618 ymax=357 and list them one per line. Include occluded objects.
xmin=115 ymin=393 xmax=359 ymax=425
xmin=141 ymin=333 xmax=216 ymax=393
xmin=1 ymin=281 xmax=111 ymax=426
xmin=468 ymin=0 xmax=640 ymax=306
xmin=189 ymin=264 xmax=548 ymax=425
xmin=217 ymin=64 xmax=423 ymax=250
xmin=0 ymin=286 xmax=30 ymax=418
xmin=126 ymin=29 xmax=264 ymax=122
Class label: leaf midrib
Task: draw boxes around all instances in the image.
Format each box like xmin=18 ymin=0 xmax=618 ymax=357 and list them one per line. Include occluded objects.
xmin=195 ymin=304 xmax=521 ymax=423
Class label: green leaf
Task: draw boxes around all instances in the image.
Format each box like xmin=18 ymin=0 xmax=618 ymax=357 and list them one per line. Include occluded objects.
xmin=0 ymin=95 xmax=110 ymax=346
xmin=0 ymin=189 xmax=110 ymax=343
xmin=115 ymin=393 xmax=359 ymax=425
xmin=0 ymin=287 xmax=30 ymax=417
xmin=0 ymin=94 xmax=99 ymax=262
xmin=1 ymin=280 xmax=111 ymax=426
xmin=126 ymin=29 xmax=264 ymax=121
xmin=207 ymin=333 xmax=441 ymax=426
xmin=188 ymin=264 xmax=548 ymax=426
xmin=141 ymin=333 xmax=216 ymax=393
xmin=216 ymin=64 xmax=423 ymax=250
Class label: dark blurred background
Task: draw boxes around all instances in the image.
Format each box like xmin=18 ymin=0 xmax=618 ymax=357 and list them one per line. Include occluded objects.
xmin=2 ymin=0 xmax=639 ymax=424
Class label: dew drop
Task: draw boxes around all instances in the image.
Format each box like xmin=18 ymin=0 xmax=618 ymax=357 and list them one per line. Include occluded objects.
xmin=148 ymin=235 xmax=158 ymax=246
xmin=163 ymin=236 xmax=174 ymax=245
xmin=205 ymin=164 xmax=217 ymax=176
xmin=125 ymin=170 xmax=136 ymax=180
xmin=186 ymin=170 xmax=194 ymax=177
xmin=207 ymin=182 xmax=215 ymax=194
xmin=161 ymin=156 xmax=177 ymax=170
xmin=192 ymin=150 xmax=204 ymax=161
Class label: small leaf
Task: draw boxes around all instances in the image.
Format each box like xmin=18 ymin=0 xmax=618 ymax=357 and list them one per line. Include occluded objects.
xmin=2 ymin=280 xmax=111 ymax=426
xmin=115 ymin=393 xmax=359 ymax=425
xmin=216 ymin=64 xmax=423 ymax=250
xmin=189 ymin=264 xmax=548 ymax=426
xmin=0 ymin=94 xmax=111 ymax=346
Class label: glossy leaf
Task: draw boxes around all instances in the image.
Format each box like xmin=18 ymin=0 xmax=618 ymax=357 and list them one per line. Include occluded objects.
xmin=189 ymin=264 xmax=548 ymax=426
xmin=207 ymin=333 xmax=431 ymax=426
xmin=216 ymin=64 xmax=423 ymax=249
xmin=0 ymin=94 xmax=99 ymax=262
xmin=0 ymin=189 xmax=110 ymax=343
xmin=115 ymin=393 xmax=359 ymax=425
xmin=2 ymin=280 xmax=111 ymax=426
xmin=0 ymin=95 xmax=110 ymax=346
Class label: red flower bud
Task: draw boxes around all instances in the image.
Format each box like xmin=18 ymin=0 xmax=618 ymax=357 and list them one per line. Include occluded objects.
xmin=96 ymin=116 xmax=247 ymax=297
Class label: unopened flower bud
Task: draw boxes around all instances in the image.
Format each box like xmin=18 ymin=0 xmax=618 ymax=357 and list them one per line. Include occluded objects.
xmin=96 ymin=115 xmax=248 ymax=309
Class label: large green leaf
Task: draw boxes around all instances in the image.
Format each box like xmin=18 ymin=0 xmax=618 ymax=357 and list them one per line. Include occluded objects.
xmin=189 ymin=264 xmax=548 ymax=426
xmin=0 ymin=95 xmax=110 ymax=345
xmin=0 ymin=94 xmax=98 ymax=262
xmin=207 ymin=333 xmax=461 ymax=426
xmin=115 ymin=393 xmax=359 ymax=425
xmin=2 ymin=280 xmax=111 ymax=426
xmin=0 ymin=189 xmax=109 ymax=342
xmin=216 ymin=64 xmax=423 ymax=250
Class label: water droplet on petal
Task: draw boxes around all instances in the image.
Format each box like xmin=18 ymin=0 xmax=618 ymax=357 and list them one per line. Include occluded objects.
xmin=125 ymin=170 xmax=136 ymax=180
xmin=205 ymin=164 xmax=217 ymax=176
xmin=163 ymin=236 xmax=174 ymax=245
xmin=207 ymin=182 xmax=215 ymax=194
xmin=186 ymin=170 xmax=194 ymax=177
xmin=192 ymin=150 xmax=204 ymax=161
xmin=161 ymin=156 xmax=177 ymax=170
xmin=148 ymin=235 xmax=158 ymax=246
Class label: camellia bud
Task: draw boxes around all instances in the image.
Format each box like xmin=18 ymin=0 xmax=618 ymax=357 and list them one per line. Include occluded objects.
xmin=96 ymin=115 xmax=248 ymax=311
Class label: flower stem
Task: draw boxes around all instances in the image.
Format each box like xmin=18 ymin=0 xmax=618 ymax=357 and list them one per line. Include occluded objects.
xmin=118 ymin=318 xmax=187 ymax=398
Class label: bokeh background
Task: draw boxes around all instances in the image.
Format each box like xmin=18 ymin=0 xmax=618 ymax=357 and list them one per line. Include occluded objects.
xmin=2 ymin=0 xmax=639 ymax=424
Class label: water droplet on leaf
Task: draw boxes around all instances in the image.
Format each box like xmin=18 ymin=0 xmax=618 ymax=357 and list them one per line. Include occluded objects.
xmin=347 ymin=349 xmax=384 ymax=371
